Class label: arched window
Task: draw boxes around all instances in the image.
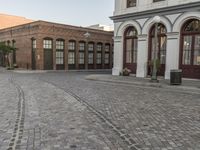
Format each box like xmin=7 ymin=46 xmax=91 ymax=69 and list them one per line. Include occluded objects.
xmin=180 ymin=19 xmax=200 ymax=78
xmin=181 ymin=19 xmax=200 ymax=65
xmin=149 ymin=24 xmax=167 ymax=65
xmin=148 ymin=23 xmax=167 ymax=76
xmin=43 ymin=38 xmax=53 ymax=49
xmin=43 ymin=38 xmax=53 ymax=70
xmin=124 ymin=26 xmax=138 ymax=73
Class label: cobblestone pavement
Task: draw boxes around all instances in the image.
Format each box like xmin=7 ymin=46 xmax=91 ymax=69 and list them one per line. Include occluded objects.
xmin=0 ymin=70 xmax=200 ymax=150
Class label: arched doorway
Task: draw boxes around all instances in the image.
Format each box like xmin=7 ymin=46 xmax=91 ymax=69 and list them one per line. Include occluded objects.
xmin=123 ymin=26 xmax=138 ymax=74
xmin=180 ymin=19 xmax=200 ymax=79
xmin=148 ymin=23 xmax=167 ymax=76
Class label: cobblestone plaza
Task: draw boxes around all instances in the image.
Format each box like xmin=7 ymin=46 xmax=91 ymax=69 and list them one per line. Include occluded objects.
xmin=0 ymin=69 xmax=200 ymax=150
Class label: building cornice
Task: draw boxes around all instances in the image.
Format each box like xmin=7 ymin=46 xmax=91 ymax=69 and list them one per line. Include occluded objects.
xmin=110 ymin=1 xmax=200 ymax=22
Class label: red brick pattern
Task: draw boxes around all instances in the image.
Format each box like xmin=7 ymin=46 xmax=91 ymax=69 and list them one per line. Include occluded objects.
xmin=0 ymin=21 xmax=113 ymax=70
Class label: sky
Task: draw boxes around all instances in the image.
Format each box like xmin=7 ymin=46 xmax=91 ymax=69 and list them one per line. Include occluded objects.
xmin=0 ymin=0 xmax=115 ymax=27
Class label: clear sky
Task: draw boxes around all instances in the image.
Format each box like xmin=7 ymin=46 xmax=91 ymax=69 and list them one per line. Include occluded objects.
xmin=0 ymin=0 xmax=115 ymax=27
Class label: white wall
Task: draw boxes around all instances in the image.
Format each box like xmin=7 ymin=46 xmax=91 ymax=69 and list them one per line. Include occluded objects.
xmin=114 ymin=0 xmax=200 ymax=16
xmin=112 ymin=11 xmax=200 ymax=78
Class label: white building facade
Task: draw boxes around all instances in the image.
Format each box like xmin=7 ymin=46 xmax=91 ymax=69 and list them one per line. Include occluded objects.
xmin=111 ymin=0 xmax=200 ymax=79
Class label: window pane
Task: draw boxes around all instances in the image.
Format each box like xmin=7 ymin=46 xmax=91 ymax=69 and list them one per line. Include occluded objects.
xmin=182 ymin=36 xmax=192 ymax=65
xmin=160 ymin=36 xmax=167 ymax=64
xmin=194 ymin=35 xmax=200 ymax=65
xmin=105 ymin=45 xmax=110 ymax=52
xmin=56 ymin=51 xmax=64 ymax=65
xmin=68 ymin=52 xmax=75 ymax=64
xmin=105 ymin=53 xmax=109 ymax=64
xmin=96 ymin=53 xmax=102 ymax=64
xmin=79 ymin=43 xmax=85 ymax=51
xmin=79 ymin=52 xmax=85 ymax=64
xmin=132 ymin=38 xmax=138 ymax=63
xmin=43 ymin=40 xmax=52 ymax=49
xmin=88 ymin=53 xmax=93 ymax=64
xmin=97 ymin=44 xmax=102 ymax=52
xmin=126 ymin=39 xmax=132 ymax=63
xmin=56 ymin=41 xmax=64 ymax=50
xmin=88 ymin=43 xmax=94 ymax=51
xmin=68 ymin=41 xmax=75 ymax=50
xmin=32 ymin=40 xmax=36 ymax=49
xmin=127 ymin=0 xmax=136 ymax=7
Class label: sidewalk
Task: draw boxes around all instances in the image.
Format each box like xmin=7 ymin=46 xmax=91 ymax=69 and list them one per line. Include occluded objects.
xmin=86 ymin=74 xmax=200 ymax=93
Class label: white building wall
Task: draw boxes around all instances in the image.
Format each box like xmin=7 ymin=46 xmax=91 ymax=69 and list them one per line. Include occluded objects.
xmin=112 ymin=0 xmax=200 ymax=78
xmin=165 ymin=33 xmax=180 ymax=79
xmin=114 ymin=0 xmax=200 ymax=16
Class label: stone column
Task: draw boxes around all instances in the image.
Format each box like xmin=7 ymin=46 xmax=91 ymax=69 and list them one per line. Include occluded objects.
xmin=136 ymin=34 xmax=148 ymax=78
xmin=112 ymin=36 xmax=123 ymax=75
xmin=165 ymin=32 xmax=180 ymax=79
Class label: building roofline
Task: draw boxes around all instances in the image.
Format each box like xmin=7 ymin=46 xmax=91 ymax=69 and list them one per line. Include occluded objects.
xmin=0 ymin=20 xmax=113 ymax=35
xmin=110 ymin=1 xmax=200 ymax=22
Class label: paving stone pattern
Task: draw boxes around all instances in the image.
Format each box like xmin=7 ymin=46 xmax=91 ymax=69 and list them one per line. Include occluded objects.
xmin=0 ymin=71 xmax=200 ymax=150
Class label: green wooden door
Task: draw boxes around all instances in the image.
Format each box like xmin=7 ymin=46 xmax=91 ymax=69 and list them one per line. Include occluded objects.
xmin=44 ymin=49 xmax=53 ymax=70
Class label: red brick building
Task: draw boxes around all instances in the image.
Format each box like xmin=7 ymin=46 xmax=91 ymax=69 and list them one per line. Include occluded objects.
xmin=0 ymin=20 xmax=113 ymax=70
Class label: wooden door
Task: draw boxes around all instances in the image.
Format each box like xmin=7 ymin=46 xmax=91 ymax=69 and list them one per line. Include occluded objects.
xmin=44 ymin=49 xmax=53 ymax=70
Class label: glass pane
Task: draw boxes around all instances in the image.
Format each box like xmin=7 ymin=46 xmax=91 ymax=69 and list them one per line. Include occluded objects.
xmin=79 ymin=43 xmax=85 ymax=51
xmin=194 ymin=35 xmax=200 ymax=65
xmin=132 ymin=38 xmax=137 ymax=63
xmin=105 ymin=54 xmax=109 ymax=64
xmin=105 ymin=45 xmax=110 ymax=52
xmin=184 ymin=20 xmax=200 ymax=32
xmin=97 ymin=53 xmax=102 ymax=64
xmin=68 ymin=52 xmax=75 ymax=64
xmin=151 ymin=37 xmax=155 ymax=60
xmin=88 ymin=44 xmax=94 ymax=51
xmin=97 ymin=44 xmax=102 ymax=52
xmin=160 ymin=36 xmax=167 ymax=64
xmin=182 ymin=36 xmax=192 ymax=65
xmin=88 ymin=53 xmax=93 ymax=64
xmin=126 ymin=39 xmax=132 ymax=63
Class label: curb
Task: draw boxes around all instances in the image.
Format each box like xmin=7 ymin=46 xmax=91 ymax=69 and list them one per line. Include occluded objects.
xmin=85 ymin=75 xmax=200 ymax=94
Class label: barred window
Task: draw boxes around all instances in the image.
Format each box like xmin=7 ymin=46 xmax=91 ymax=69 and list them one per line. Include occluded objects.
xmin=43 ymin=39 xmax=52 ymax=49
xmin=96 ymin=53 xmax=102 ymax=64
xmin=56 ymin=40 xmax=64 ymax=50
xmin=32 ymin=39 xmax=36 ymax=49
xmin=79 ymin=42 xmax=85 ymax=51
xmin=88 ymin=53 xmax=94 ymax=64
xmin=79 ymin=52 xmax=85 ymax=64
xmin=88 ymin=43 xmax=94 ymax=51
xmin=56 ymin=51 xmax=64 ymax=65
xmin=105 ymin=44 xmax=110 ymax=52
xmin=97 ymin=44 xmax=102 ymax=52
xmin=105 ymin=53 xmax=110 ymax=64
xmin=68 ymin=52 xmax=75 ymax=64
xmin=68 ymin=41 xmax=76 ymax=50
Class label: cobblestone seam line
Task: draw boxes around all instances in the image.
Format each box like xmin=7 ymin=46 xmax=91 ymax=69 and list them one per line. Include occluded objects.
xmin=7 ymin=76 xmax=25 ymax=150
xmin=42 ymin=79 xmax=139 ymax=150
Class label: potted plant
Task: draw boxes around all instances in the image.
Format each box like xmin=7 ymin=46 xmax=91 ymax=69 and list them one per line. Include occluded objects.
xmin=122 ymin=68 xmax=131 ymax=76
